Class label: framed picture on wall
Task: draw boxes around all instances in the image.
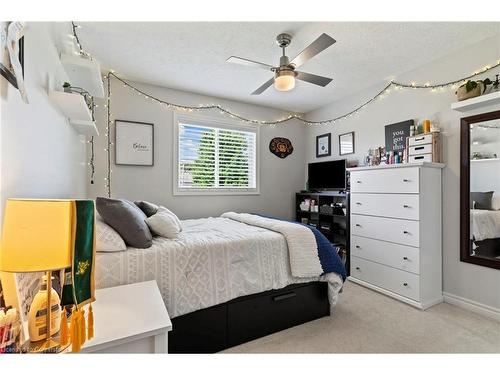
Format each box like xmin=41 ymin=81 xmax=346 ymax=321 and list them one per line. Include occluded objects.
xmin=115 ymin=120 xmax=154 ymax=166
xmin=316 ymin=133 xmax=331 ymax=158
xmin=339 ymin=131 xmax=355 ymax=155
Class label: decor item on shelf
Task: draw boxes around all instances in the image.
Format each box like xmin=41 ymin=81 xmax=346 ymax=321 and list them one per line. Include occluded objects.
xmin=316 ymin=133 xmax=331 ymax=158
xmin=0 ymin=199 xmax=96 ymax=353
xmin=226 ymin=33 xmax=335 ymax=94
xmin=299 ymin=200 xmax=310 ymax=212
xmin=269 ymin=137 xmax=293 ymax=158
xmin=339 ymin=132 xmax=355 ymax=155
xmin=455 ymin=79 xmax=492 ymax=101
xmin=0 ymin=22 xmax=26 ymax=102
xmin=385 ymin=120 xmax=413 ymax=153
xmin=0 ymin=307 xmax=21 ymax=353
xmin=63 ymin=81 xmax=72 ymax=93
xmin=423 ymin=119 xmax=431 ymax=133
xmin=115 ymin=120 xmax=154 ymax=166
xmin=492 ymin=74 xmax=500 ymax=93
xmin=320 ymin=204 xmax=334 ymax=215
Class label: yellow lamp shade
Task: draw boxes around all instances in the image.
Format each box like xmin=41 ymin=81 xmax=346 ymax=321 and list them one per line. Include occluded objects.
xmin=0 ymin=199 xmax=74 ymax=272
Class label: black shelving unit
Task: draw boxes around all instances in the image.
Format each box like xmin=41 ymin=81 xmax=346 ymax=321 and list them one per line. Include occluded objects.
xmin=295 ymin=191 xmax=350 ymax=276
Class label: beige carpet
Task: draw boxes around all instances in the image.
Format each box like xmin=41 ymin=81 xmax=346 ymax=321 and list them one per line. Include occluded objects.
xmin=223 ymin=281 xmax=500 ymax=353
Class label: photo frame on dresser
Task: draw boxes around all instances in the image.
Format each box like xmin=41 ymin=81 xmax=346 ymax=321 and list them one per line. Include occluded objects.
xmin=316 ymin=133 xmax=331 ymax=158
xmin=115 ymin=120 xmax=154 ymax=166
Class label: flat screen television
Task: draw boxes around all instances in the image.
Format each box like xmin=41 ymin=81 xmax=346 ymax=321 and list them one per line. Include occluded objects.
xmin=308 ymin=159 xmax=346 ymax=191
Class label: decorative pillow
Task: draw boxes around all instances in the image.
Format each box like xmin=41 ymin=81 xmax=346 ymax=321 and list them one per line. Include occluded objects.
xmin=145 ymin=207 xmax=181 ymax=239
xmin=96 ymin=197 xmax=153 ymax=248
xmin=134 ymin=200 xmax=159 ymax=217
xmin=95 ymin=215 xmax=126 ymax=252
xmin=470 ymin=191 xmax=494 ymax=210
xmin=159 ymin=206 xmax=182 ymax=232
xmin=492 ymin=196 xmax=500 ymax=211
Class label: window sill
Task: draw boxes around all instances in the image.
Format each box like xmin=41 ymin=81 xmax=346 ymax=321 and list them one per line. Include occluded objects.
xmin=173 ymin=189 xmax=260 ymax=196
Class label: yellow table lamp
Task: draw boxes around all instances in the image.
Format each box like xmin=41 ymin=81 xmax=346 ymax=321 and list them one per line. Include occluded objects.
xmin=0 ymin=199 xmax=74 ymax=352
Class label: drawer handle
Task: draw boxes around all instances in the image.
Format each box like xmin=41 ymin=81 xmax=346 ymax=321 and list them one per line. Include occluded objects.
xmin=403 ymin=204 xmax=410 ymax=208
xmin=356 ymin=202 xmax=362 ymax=205
xmin=402 ymin=178 xmax=410 ymax=182
xmin=355 ymin=224 xmax=362 ymax=227
xmin=403 ymin=256 xmax=408 ymax=260
xmin=414 ymin=156 xmax=424 ymax=160
xmin=414 ymin=146 xmax=425 ymax=150
xmin=403 ymin=230 xmax=410 ymax=234
xmin=356 ymin=180 xmax=362 ymax=183
xmin=273 ymin=292 xmax=296 ymax=302
xmin=403 ymin=283 xmax=408 ymax=287
xmin=355 ymin=245 xmax=361 ymax=249
xmin=355 ymin=267 xmax=360 ymax=270
xmin=415 ymin=137 xmax=425 ymax=141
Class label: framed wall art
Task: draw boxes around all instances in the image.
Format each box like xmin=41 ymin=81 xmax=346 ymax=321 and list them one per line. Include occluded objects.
xmin=115 ymin=120 xmax=154 ymax=166
xmin=339 ymin=131 xmax=354 ymax=155
xmin=316 ymin=133 xmax=331 ymax=158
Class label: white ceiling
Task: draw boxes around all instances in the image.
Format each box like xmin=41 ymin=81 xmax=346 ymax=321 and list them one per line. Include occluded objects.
xmin=70 ymin=22 xmax=500 ymax=113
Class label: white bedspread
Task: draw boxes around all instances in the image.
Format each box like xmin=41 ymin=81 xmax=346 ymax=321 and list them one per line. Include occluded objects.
xmin=95 ymin=216 xmax=343 ymax=318
xmin=471 ymin=209 xmax=500 ymax=241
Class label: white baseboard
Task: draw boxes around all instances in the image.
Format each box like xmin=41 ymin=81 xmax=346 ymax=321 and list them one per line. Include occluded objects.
xmin=443 ymin=292 xmax=500 ymax=321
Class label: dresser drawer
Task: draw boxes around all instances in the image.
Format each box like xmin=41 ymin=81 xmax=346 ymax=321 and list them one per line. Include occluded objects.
xmin=409 ymin=133 xmax=433 ymax=146
xmin=409 ymin=144 xmax=432 ymax=156
xmin=409 ymin=154 xmax=432 ymax=163
xmin=351 ymin=257 xmax=420 ymax=301
xmin=351 ymin=235 xmax=420 ymax=274
xmin=350 ymin=167 xmax=419 ymax=193
xmin=351 ymin=214 xmax=419 ymax=247
xmin=351 ymin=193 xmax=419 ymax=220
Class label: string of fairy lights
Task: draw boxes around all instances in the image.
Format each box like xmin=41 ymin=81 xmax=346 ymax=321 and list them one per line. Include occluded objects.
xmin=71 ymin=22 xmax=500 ymax=196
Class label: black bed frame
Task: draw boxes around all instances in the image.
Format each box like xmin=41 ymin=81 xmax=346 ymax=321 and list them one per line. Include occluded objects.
xmin=168 ymin=281 xmax=329 ymax=353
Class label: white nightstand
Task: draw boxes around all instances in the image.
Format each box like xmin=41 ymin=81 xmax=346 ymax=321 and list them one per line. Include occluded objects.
xmin=80 ymin=280 xmax=172 ymax=353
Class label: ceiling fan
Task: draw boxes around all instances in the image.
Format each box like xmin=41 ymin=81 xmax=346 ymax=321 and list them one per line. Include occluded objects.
xmin=227 ymin=33 xmax=336 ymax=95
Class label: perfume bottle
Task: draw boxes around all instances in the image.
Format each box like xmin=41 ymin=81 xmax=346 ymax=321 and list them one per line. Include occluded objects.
xmin=28 ymin=275 xmax=61 ymax=342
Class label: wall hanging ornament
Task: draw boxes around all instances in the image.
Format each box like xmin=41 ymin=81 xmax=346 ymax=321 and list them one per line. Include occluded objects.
xmin=269 ymin=137 xmax=294 ymax=158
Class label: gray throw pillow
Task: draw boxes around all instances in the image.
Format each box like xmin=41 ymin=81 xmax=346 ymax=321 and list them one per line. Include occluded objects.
xmin=96 ymin=197 xmax=153 ymax=248
xmin=470 ymin=191 xmax=494 ymax=210
xmin=134 ymin=200 xmax=159 ymax=217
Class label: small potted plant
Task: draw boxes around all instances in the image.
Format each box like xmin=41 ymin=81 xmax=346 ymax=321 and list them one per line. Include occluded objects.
xmin=62 ymin=82 xmax=72 ymax=93
xmin=456 ymin=78 xmax=492 ymax=101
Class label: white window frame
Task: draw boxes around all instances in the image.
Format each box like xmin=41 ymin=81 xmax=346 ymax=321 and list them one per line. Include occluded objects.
xmin=173 ymin=112 xmax=260 ymax=196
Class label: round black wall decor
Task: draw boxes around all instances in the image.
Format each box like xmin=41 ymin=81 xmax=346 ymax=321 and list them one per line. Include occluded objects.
xmin=269 ymin=137 xmax=294 ymax=158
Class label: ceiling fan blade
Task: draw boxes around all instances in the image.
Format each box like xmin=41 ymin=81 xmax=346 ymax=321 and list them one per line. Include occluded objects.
xmin=296 ymin=71 xmax=333 ymax=87
xmin=290 ymin=33 xmax=336 ymax=68
xmin=227 ymin=56 xmax=275 ymax=71
xmin=251 ymin=78 xmax=275 ymax=95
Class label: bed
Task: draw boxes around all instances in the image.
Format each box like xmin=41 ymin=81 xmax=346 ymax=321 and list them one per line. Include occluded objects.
xmin=470 ymin=209 xmax=500 ymax=259
xmin=95 ymin=214 xmax=344 ymax=352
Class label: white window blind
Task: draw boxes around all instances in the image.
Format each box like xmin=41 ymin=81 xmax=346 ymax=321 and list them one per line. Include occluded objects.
xmin=177 ymin=121 xmax=257 ymax=193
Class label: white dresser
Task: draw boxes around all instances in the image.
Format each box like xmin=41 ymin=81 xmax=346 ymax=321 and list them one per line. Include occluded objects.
xmin=347 ymin=162 xmax=444 ymax=310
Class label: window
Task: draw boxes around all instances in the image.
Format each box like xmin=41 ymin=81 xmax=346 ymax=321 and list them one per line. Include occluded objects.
xmin=175 ymin=115 xmax=259 ymax=195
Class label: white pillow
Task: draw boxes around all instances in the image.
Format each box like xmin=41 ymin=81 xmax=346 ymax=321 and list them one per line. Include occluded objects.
xmin=95 ymin=215 xmax=127 ymax=252
xmin=159 ymin=206 xmax=182 ymax=232
xmin=492 ymin=196 xmax=500 ymax=211
xmin=145 ymin=207 xmax=181 ymax=238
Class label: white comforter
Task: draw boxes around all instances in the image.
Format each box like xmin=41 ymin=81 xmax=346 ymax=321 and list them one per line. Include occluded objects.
xmin=95 ymin=216 xmax=343 ymax=318
xmin=471 ymin=209 xmax=500 ymax=241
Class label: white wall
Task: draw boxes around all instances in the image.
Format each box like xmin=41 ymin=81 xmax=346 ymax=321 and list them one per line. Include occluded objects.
xmin=88 ymin=79 xmax=306 ymax=220
xmin=0 ymin=22 xmax=87 ymax=219
xmin=305 ymin=34 xmax=500 ymax=310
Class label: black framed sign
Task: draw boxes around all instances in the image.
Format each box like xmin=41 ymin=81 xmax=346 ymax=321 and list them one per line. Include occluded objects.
xmin=115 ymin=120 xmax=154 ymax=166
xmin=316 ymin=133 xmax=331 ymax=158
xmin=385 ymin=119 xmax=413 ymax=152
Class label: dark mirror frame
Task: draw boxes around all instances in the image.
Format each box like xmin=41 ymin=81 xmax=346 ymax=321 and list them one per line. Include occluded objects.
xmin=460 ymin=109 xmax=500 ymax=270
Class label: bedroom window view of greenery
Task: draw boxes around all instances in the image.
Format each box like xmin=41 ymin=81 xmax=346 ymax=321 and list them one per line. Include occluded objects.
xmin=177 ymin=122 xmax=257 ymax=192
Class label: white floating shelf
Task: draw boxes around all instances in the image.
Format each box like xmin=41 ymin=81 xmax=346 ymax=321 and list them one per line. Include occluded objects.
xmin=49 ymin=91 xmax=98 ymax=136
xmin=451 ymin=91 xmax=500 ymax=112
xmin=471 ymin=158 xmax=500 ymax=163
xmin=61 ymin=53 xmax=105 ymax=98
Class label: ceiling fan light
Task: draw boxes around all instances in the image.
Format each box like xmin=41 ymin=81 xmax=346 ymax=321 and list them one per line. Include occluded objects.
xmin=274 ymin=70 xmax=296 ymax=92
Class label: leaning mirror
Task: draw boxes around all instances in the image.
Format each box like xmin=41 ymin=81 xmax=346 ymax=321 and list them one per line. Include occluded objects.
xmin=461 ymin=110 xmax=500 ymax=270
